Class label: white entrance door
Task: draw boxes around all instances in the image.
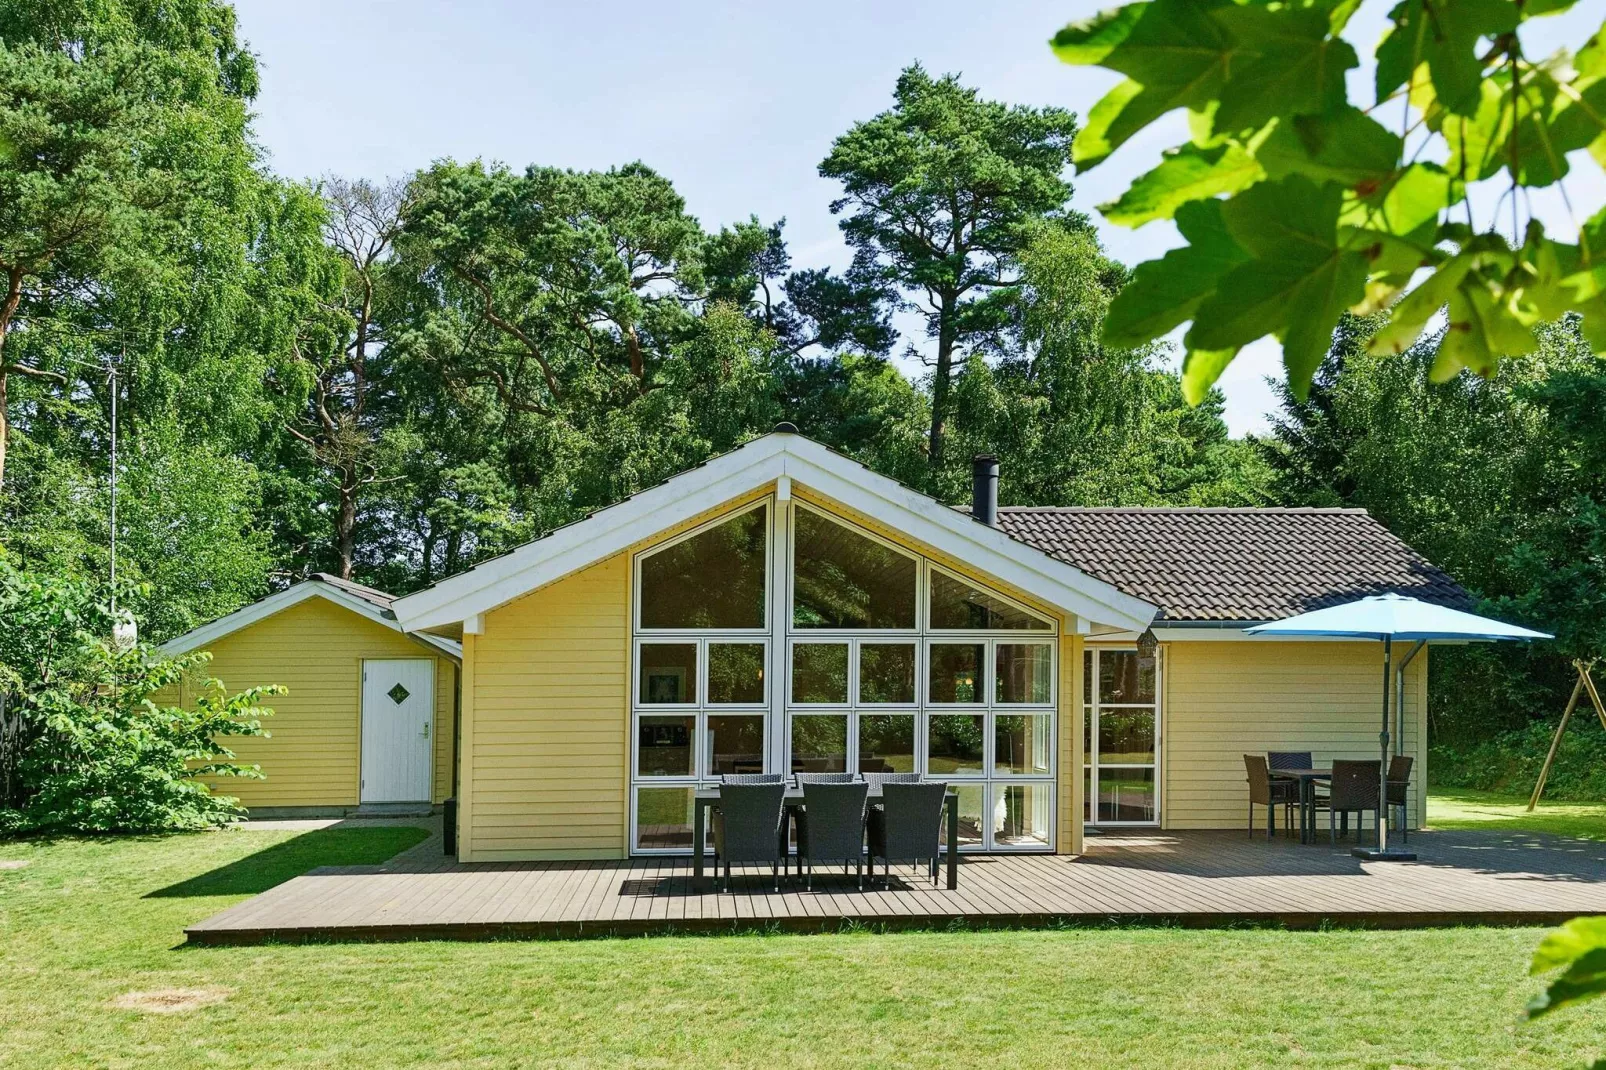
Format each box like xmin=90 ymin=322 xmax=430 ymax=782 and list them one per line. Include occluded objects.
xmin=361 ymin=658 xmax=434 ymax=803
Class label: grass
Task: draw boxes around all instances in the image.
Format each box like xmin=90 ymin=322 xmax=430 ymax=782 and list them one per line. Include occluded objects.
xmin=1428 ymin=788 xmax=1606 ymax=841
xmin=1 ymin=818 xmax=1605 ymax=1067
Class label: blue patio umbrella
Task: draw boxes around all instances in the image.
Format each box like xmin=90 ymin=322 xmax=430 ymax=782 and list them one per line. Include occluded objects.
xmin=1247 ymin=593 xmax=1551 ymax=860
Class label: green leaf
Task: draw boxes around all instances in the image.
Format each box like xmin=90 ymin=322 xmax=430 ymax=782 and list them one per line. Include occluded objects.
xmin=1343 ymin=163 xmax=1456 ymax=238
xmin=1377 ymin=0 xmax=1518 ymax=117
xmin=1209 ymin=5 xmax=1358 ymax=134
xmin=1368 ymin=252 xmax=1475 ymax=355
xmin=1437 ymin=276 xmax=1541 ymax=379
xmin=1532 ymin=916 xmax=1606 ymax=975
xmin=1054 ymin=0 xmax=1236 ymax=169
xmin=1100 ymin=141 xmax=1265 ymax=227
xmin=1179 ymin=346 xmax=1240 ymax=404
xmin=1529 ymin=946 xmax=1606 ymax=1019
xmin=1188 ymin=176 xmax=1368 ymax=394
xmin=1258 ymin=107 xmax=1403 ymax=190
xmin=1103 ymin=198 xmax=1249 ymax=348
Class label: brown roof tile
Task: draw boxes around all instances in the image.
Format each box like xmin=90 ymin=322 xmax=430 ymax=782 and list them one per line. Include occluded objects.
xmin=991 ymin=507 xmax=1472 ymax=623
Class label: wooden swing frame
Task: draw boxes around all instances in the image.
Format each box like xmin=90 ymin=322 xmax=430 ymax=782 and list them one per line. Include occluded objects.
xmin=1527 ymin=658 xmax=1606 ymax=811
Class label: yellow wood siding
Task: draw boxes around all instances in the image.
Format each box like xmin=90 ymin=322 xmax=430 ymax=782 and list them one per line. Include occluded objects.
xmin=463 ymin=554 xmax=630 ymax=861
xmin=172 ymin=596 xmax=454 ymax=808
xmin=1156 ymin=640 xmax=1427 ymax=830
xmin=1058 ymin=632 xmax=1085 ymax=854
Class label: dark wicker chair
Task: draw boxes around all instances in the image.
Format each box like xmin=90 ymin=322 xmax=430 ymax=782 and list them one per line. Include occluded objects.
xmin=794 ymin=772 xmax=856 ymax=786
xmin=1387 ymin=754 xmax=1414 ymax=842
xmin=797 ymin=781 xmax=870 ymax=889
xmin=863 ymin=771 xmax=921 ymax=791
xmin=721 ymin=773 xmax=784 ymax=785
xmin=1245 ymin=754 xmax=1299 ymax=839
xmin=867 ymin=782 xmax=948 ymax=887
xmin=1329 ymin=759 xmax=1382 ymax=845
xmin=1268 ymin=751 xmax=1312 ymax=772
xmin=712 ymin=782 xmax=787 ymax=891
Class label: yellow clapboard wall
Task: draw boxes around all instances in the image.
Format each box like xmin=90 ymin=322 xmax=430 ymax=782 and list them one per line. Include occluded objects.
xmin=170 ymin=596 xmax=457 ymax=808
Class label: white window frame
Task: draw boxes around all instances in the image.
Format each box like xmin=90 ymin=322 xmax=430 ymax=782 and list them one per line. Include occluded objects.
xmin=1083 ymin=645 xmax=1163 ymax=828
xmin=926 ymin=561 xmax=1056 ymax=634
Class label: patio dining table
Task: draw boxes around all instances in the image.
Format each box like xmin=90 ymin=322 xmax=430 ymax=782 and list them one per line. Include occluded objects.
xmin=1270 ymin=767 xmax=1332 ymax=845
xmin=692 ymin=785 xmax=959 ymax=891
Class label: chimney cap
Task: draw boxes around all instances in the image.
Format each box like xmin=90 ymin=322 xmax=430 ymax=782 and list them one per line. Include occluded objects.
xmin=774 ymin=421 xmax=799 ymax=434
xmin=973 ymin=453 xmax=999 ymax=465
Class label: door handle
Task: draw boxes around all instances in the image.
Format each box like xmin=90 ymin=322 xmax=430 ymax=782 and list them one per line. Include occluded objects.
xmin=422 ymin=723 xmax=430 ymax=739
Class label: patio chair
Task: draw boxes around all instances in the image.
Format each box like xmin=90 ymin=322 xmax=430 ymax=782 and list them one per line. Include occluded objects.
xmin=794 ymin=772 xmax=856 ymax=786
xmin=1387 ymin=755 xmax=1414 ymax=842
xmin=862 ymin=771 xmax=921 ymax=791
xmin=712 ymin=781 xmax=788 ymax=891
xmin=796 ymin=780 xmax=870 ymax=890
xmin=1244 ymin=755 xmax=1298 ymax=840
xmin=721 ymin=773 xmax=784 ymax=785
xmin=1328 ymin=759 xmax=1381 ymax=845
xmin=867 ymin=782 xmax=948 ymax=888
xmin=1268 ymin=751 xmax=1312 ymax=772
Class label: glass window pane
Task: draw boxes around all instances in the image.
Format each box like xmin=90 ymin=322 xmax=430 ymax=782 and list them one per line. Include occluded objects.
xmin=995 ymin=714 xmax=1053 ymax=775
xmin=859 ymin=643 xmax=916 ymax=704
xmin=994 ymin=784 xmax=1052 ymax=848
xmin=927 ymin=714 xmax=985 ymax=775
xmin=928 ymin=643 xmax=984 ymax=704
xmin=1097 ymin=767 xmax=1156 ymax=823
xmin=996 ymin=644 xmax=1053 ymax=704
xmin=791 ymin=715 xmax=848 ymax=773
xmin=708 ymin=643 xmax=765 ymax=704
xmin=1098 ymin=708 xmax=1155 ymax=765
xmin=707 ymin=714 xmax=765 ymax=777
xmin=1083 ymin=649 xmax=1093 ymax=703
xmin=1099 ymin=650 xmax=1156 ymax=704
xmin=639 ymin=643 xmax=697 ymax=704
xmin=1082 ymin=708 xmax=1092 ymax=767
xmin=791 ymin=508 xmax=916 ymax=628
xmin=1084 ymin=767 xmax=1094 ymax=823
xmin=941 ymin=783 xmax=985 ymax=849
xmin=858 ymin=714 xmax=915 ymax=774
xmin=636 ymin=714 xmax=695 ymax=776
xmin=928 ymin=570 xmax=1051 ymax=630
xmin=635 ymin=787 xmax=695 ymax=851
xmin=791 ymin=643 xmax=848 ymax=704
xmin=639 ymin=506 xmax=767 ymax=629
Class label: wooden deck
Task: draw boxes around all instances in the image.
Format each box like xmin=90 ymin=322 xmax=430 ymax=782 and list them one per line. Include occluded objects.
xmin=185 ymin=824 xmax=1606 ymax=944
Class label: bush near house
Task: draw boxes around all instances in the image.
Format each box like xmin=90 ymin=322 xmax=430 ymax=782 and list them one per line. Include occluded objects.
xmin=1432 ymin=719 xmax=1606 ymax=803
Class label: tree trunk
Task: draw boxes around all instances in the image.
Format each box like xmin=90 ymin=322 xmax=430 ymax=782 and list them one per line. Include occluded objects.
xmin=0 ymin=371 xmax=8 ymax=497
xmin=0 ymin=267 xmax=23 ymax=493
xmin=927 ymin=292 xmax=957 ymax=476
xmin=336 ymin=471 xmax=358 ymax=579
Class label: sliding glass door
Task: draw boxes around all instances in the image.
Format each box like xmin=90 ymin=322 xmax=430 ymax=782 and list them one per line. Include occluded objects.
xmin=1083 ymin=647 xmax=1160 ymax=826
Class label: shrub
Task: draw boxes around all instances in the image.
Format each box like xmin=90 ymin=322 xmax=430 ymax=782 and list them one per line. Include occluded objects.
xmin=1431 ymin=718 xmax=1606 ymax=802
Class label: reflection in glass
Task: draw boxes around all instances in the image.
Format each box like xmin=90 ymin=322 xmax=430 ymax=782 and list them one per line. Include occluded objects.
xmin=928 ymin=570 xmax=1051 ymax=630
xmin=928 ymin=643 xmax=985 ymax=703
xmin=1099 ymin=650 xmax=1156 ymax=704
xmin=859 ymin=643 xmax=916 ymax=704
xmin=1083 ymin=707 xmax=1092 ymax=766
xmin=791 ymin=643 xmax=849 ymax=703
xmin=995 ymin=643 xmax=1053 ymax=704
xmin=1097 ymin=767 xmax=1156 ymax=823
xmin=708 ymin=643 xmax=765 ymax=704
xmin=927 ymin=714 xmax=985 ymax=774
xmin=995 ymin=714 xmax=1052 ymax=775
xmin=792 ymin=508 xmax=917 ymax=628
xmin=635 ymin=787 xmax=695 ymax=850
xmin=858 ymin=714 xmax=915 ymax=774
xmin=994 ymin=784 xmax=1052 ymax=847
xmin=639 ymin=643 xmax=697 ymax=704
xmin=791 ymin=715 xmax=848 ymax=773
xmin=945 ymin=783 xmax=985 ymax=848
xmin=707 ymin=714 xmax=765 ymax=777
xmin=1083 ymin=649 xmax=1093 ymax=704
xmin=639 ymin=506 xmax=767 ymax=629
xmin=636 ymin=714 xmax=695 ymax=776
xmin=1098 ymin=708 xmax=1156 ymax=764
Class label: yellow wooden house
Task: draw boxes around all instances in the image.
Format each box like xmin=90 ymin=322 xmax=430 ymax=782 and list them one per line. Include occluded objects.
xmin=160 ymin=574 xmax=460 ymax=816
xmin=379 ymin=428 xmax=1463 ymax=862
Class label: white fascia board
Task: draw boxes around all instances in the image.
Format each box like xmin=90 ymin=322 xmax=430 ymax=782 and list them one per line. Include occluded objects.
xmin=392 ymin=437 xmax=790 ymax=631
xmin=1094 ymin=626 xmax=1389 ymax=643
xmin=393 ymin=433 xmax=1159 ymax=635
xmin=782 ymin=449 xmax=1156 ymax=633
xmin=161 ymin=581 xmax=461 ymax=663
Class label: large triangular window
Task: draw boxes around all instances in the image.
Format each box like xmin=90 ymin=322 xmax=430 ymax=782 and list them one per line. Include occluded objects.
xmin=639 ymin=504 xmax=768 ymax=629
xmin=791 ymin=507 xmax=917 ymax=629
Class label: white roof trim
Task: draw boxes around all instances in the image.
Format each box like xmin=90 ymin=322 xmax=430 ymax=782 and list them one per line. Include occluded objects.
xmin=161 ymin=580 xmax=462 ymax=662
xmin=392 ymin=433 xmax=1159 ymax=634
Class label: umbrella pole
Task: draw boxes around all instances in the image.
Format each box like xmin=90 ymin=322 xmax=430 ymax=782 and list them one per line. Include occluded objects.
xmin=1379 ymin=636 xmax=1391 ymax=853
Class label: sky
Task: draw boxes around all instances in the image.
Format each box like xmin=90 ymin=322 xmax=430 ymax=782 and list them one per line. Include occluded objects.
xmin=231 ymin=0 xmax=1606 ymax=437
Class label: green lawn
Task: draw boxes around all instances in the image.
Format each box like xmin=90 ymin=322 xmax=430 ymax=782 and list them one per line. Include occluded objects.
xmin=1428 ymin=788 xmax=1606 ymax=841
xmin=3 ymin=821 xmax=1606 ymax=1067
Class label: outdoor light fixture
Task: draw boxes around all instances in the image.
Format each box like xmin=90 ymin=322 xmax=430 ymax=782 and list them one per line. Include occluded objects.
xmin=1136 ymin=629 xmax=1159 ymax=659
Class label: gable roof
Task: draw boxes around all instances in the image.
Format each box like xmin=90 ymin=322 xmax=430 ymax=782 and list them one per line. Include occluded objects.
xmin=391 ymin=431 xmax=1160 ymax=634
xmin=161 ymin=575 xmax=462 ymax=661
xmin=992 ymin=507 xmax=1472 ymax=623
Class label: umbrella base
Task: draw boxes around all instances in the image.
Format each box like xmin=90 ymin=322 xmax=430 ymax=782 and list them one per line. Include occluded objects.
xmin=1351 ymin=846 xmax=1417 ymax=862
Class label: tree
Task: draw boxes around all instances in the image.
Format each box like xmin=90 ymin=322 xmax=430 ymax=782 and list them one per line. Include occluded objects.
xmin=1052 ymin=0 xmax=1606 ymax=403
xmin=820 ymin=65 xmax=1080 ymax=477
xmin=0 ymin=0 xmax=259 ymax=490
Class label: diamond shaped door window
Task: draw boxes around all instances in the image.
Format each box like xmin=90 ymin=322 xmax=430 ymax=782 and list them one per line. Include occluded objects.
xmin=387 ymin=682 xmax=411 ymax=705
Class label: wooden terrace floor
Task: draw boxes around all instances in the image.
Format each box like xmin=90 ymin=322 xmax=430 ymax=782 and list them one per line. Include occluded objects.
xmin=184 ymin=824 xmax=1606 ymax=944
